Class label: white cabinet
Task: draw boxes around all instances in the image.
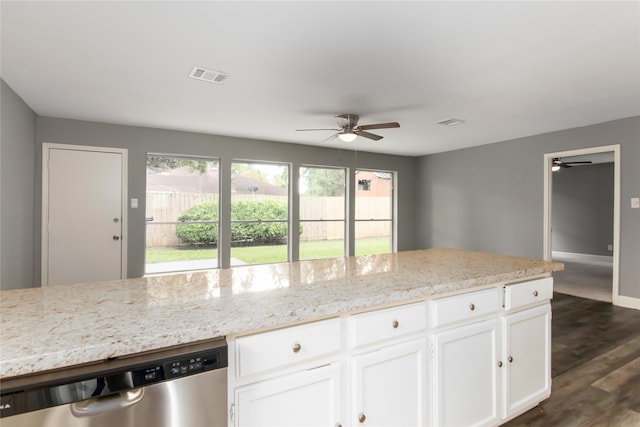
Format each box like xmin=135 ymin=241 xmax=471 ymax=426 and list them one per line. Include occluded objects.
xmin=229 ymin=278 xmax=553 ymax=427
xmin=230 ymin=318 xmax=344 ymax=426
xmin=350 ymin=338 xmax=427 ymax=426
xmin=234 ymin=363 xmax=342 ymax=427
xmin=430 ymin=279 xmax=553 ymax=427
xmin=501 ymin=299 xmax=551 ymax=419
xmin=431 ymin=317 xmax=502 ymax=427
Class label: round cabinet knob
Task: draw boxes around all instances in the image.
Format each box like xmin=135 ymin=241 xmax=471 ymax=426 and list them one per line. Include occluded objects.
xmin=336 ymin=424 xmax=343 ymax=427
xmin=292 ymin=343 xmax=302 ymax=353
xmin=358 ymin=413 xmax=366 ymax=423
xmin=533 ymin=290 xmax=539 ymax=297
xmin=469 ymin=303 xmax=476 ymax=311
xmin=392 ymin=320 xmax=399 ymax=329
xmin=497 ymin=361 xmax=503 ymax=368
xmin=113 ymin=235 xmax=120 ymax=241
xmin=113 ymin=218 xmax=120 ymax=223
xmin=508 ymin=356 xmax=514 ymax=363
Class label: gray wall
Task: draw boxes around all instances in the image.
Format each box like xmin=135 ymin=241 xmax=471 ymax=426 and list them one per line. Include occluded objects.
xmin=1 ymin=79 xmax=36 ymax=290
xmin=552 ymin=163 xmax=614 ymax=256
xmin=34 ymin=116 xmax=419 ymax=284
xmin=416 ymin=116 xmax=640 ymax=299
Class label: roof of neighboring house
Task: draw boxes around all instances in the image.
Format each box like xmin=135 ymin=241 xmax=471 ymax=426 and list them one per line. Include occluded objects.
xmin=147 ymin=166 xmax=287 ymax=196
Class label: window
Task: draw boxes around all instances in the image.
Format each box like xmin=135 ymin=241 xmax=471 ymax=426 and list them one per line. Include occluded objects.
xmin=230 ymin=161 xmax=289 ymax=265
xmin=145 ymin=155 xmax=219 ymax=274
xmin=358 ymin=179 xmax=371 ymax=191
xmin=355 ymin=170 xmax=393 ymax=255
xmin=299 ymin=166 xmax=346 ymax=260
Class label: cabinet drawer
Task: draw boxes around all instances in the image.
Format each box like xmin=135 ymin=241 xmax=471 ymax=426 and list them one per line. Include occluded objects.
xmin=430 ymin=287 xmax=501 ymax=329
xmin=504 ymin=277 xmax=553 ymax=311
xmin=235 ymin=318 xmax=341 ymax=378
xmin=350 ymin=302 xmax=427 ymax=348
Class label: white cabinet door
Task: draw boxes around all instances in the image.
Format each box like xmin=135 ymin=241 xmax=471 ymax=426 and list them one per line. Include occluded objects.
xmin=351 ymin=338 xmax=427 ymax=427
xmin=234 ymin=363 xmax=342 ymax=427
xmin=501 ymin=303 xmax=551 ymax=419
xmin=432 ymin=318 xmax=501 ymax=427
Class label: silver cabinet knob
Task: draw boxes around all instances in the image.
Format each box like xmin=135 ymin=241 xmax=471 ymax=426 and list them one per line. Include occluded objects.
xmin=392 ymin=320 xmax=399 ymax=329
xmin=469 ymin=303 xmax=476 ymax=311
xmin=358 ymin=413 xmax=366 ymax=423
xmin=292 ymin=343 xmax=302 ymax=353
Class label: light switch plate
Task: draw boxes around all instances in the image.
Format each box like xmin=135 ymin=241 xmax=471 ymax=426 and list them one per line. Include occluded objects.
xmin=632 ymin=198 xmax=640 ymax=209
xmin=131 ymin=198 xmax=139 ymax=209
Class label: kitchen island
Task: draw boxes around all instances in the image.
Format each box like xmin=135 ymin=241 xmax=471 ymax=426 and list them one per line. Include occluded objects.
xmin=0 ymin=248 xmax=562 ymax=379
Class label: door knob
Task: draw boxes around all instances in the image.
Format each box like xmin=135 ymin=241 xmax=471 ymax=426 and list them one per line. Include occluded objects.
xmin=113 ymin=236 xmax=120 ymax=241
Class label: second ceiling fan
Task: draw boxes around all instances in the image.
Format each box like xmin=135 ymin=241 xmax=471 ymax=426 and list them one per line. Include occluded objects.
xmin=296 ymin=114 xmax=400 ymax=143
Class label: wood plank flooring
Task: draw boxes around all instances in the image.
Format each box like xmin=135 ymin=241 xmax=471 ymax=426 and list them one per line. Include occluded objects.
xmin=504 ymin=292 xmax=640 ymax=426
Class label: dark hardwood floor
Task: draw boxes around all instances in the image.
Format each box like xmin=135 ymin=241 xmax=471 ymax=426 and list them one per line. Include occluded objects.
xmin=504 ymin=292 xmax=640 ymax=426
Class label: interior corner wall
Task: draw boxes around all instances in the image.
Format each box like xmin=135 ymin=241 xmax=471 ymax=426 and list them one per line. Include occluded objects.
xmin=1 ymin=79 xmax=37 ymax=290
xmin=34 ymin=117 xmax=419 ymax=285
xmin=552 ymin=163 xmax=614 ymax=256
xmin=416 ymin=116 xmax=640 ymax=299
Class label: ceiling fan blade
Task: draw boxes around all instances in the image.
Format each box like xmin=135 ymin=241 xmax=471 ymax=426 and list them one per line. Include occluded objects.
xmin=358 ymin=122 xmax=400 ymax=130
xmin=564 ymin=161 xmax=592 ymax=165
xmin=296 ymin=128 xmax=340 ymax=132
xmin=321 ymin=133 xmax=340 ymax=143
xmin=354 ymin=130 xmax=383 ymax=141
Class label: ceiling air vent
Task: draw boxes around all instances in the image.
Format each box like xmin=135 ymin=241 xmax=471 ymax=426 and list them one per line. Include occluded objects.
xmin=437 ymin=118 xmax=465 ymax=126
xmin=188 ymin=67 xmax=229 ymax=84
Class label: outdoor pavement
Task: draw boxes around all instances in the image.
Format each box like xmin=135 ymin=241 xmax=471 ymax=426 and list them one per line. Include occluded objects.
xmin=145 ymin=258 xmax=246 ymax=275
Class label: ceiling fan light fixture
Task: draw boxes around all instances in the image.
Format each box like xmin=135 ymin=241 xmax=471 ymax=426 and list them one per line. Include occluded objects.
xmin=338 ymin=132 xmax=358 ymax=142
xmin=552 ymin=165 xmax=561 ymax=172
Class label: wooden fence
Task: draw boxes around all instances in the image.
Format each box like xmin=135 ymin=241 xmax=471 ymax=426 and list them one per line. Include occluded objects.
xmin=146 ymin=193 xmax=391 ymax=248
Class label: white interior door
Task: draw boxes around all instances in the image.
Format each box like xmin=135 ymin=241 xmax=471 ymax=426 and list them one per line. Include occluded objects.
xmin=42 ymin=144 xmax=127 ymax=286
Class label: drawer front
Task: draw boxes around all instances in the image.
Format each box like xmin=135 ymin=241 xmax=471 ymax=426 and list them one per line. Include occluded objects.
xmin=350 ymin=302 xmax=427 ymax=348
xmin=431 ymin=287 xmax=501 ymax=329
xmin=235 ymin=318 xmax=341 ymax=378
xmin=504 ymin=277 xmax=553 ymax=311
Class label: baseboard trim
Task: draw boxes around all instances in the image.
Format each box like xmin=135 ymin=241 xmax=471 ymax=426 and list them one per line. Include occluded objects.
xmin=552 ymin=251 xmax=613 ymax=266
xmin=615 ymin=295 xmax=640 ymax=310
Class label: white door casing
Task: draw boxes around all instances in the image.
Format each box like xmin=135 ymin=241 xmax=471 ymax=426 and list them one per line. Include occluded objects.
xmin=543 ymin=144 xmax=620 ymax=305
xmin=42 ymin=143 xmax=127 ymax=286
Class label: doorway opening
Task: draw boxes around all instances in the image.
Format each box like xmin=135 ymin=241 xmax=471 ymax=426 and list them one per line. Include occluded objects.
xmin=543 ymin=145 xmax=620 ymax=305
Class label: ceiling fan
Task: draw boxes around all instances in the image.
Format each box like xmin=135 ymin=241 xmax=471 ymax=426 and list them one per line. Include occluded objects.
xmin=296 ymin=114 xmax=400 ymax=143
xmin=552 ymin=157 xmax=592 ymax=171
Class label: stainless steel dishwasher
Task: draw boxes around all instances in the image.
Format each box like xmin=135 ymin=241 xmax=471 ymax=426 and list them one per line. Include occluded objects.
xmin=0 ymin=338 xmax=228 ymax=427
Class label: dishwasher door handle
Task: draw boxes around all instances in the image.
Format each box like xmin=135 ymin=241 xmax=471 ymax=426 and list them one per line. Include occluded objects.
xmin=70 ymin=388 xmax=145 ymax=417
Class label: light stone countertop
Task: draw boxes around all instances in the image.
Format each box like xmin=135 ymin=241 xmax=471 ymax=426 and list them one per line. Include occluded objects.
xmin=0 ymin=248 xmax=563 ymax=379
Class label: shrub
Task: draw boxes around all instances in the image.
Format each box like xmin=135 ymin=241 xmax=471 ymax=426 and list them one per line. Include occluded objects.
xmin=175 ymin=202 xmax=218 ymax=245
xmin=230 ymin=200 xmax=287 ymax=244
xmin=175 ymin=200 xmax=291 ymax=246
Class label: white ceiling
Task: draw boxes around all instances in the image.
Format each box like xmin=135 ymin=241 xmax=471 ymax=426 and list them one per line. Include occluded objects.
xmin=1 ymin=1 xmax=639 ymax=157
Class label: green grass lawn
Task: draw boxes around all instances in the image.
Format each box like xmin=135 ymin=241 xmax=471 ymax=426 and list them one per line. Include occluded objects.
xmin=146 ymin=237 xmax=390 ymax=265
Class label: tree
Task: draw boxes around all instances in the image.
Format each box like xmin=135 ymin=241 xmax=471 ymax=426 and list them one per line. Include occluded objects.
xmin=147 ymin=156 xmax=211 ymax=174
xmin=301 ymin=168 xmax=345 ymax=196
